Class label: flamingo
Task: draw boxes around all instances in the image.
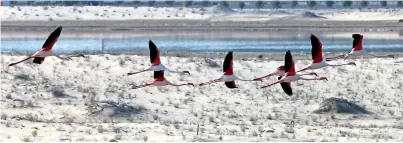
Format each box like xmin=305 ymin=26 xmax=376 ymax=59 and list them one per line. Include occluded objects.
xmin=131 ymin=71 xmax=194 ymax=89
xmin=297 ymin=34 xmax=356 ymax=73
xmin=261 ymin=50 xmax=328 ymax=96
xmin=199 ymin=51 xmax=260 ymax=88
xmin=326 ymin=34 xmax=394 ymax=61
xmin=253 ymin=65 xmax=318 ymax=81
xmin=8 ymin=26 xmax=85 ymax=66
xmin=127 ymin=40 xmax=190 ymax=76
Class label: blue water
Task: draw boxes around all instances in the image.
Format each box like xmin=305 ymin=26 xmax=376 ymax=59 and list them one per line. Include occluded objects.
xmin=2 ymin=37 xmax=403 ymax=53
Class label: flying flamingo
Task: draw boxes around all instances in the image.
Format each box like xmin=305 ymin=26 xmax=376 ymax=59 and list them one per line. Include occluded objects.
xmin=127 ymin=40 xmax=190 ymax=76
xmin=8 ymin=26 xmax=85 ymax=66
xmin=297 ymin=34 xmax=356 ymax=73
xmin=253 ymin=65 xmax=318 ymax=81
xmin=131 ymin=71 xmax=194 ymax=89
xmin=261 ymin=50 xmax=328 ymax=96
xmin=199 ymin=51 xmax=260 ymax=88
xmin=326 ymin=34 xmax=394 ymax=61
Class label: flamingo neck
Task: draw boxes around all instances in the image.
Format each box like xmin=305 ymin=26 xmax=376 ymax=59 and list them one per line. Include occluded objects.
xmin=326 ymin=62 xmax=349 ymax=67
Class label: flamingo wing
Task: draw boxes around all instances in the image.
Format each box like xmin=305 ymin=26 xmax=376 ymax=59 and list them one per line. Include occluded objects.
xmin=310 ymin=34 xmax=323 ymax=63
xmin=284 ymin=50 xmax=296 ymax=75
xmin=223 ymin=51 xmax=234 ymax=75
xmin=277 ymin=66 xmax=285 ymax=71
xmin=225 ymin=81 xmax=237 ymax=88
xmin=149 ymin=40 xmax=161 ymax=65
xmin=33 ymin=57 xmax=45 ymax=64
xmin=278 ymin=76 xmax=292 ymax=96
xmin=42 ymin=26 xmax=62 ymax=51
xmin=352 ymin=34 xmax=363 ymax=51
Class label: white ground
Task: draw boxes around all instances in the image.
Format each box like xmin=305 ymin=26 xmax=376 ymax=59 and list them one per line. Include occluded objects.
xmin=1 ymin=54 xmax=402 ymax=142
xmin=1 ymin=6 xmax=402 ymax=21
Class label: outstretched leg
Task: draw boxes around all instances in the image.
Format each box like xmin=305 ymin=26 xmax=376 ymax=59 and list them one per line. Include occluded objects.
xmin=296 ymin=67 xmax=310 ymax=73
xmin=253 ymin=73 xmax=275 ymax=81
xmin=131 ymin=83 xmax=153 ymax=89
xmin=326 ymin=54 xmax=346 ymax=61
xmin=239 ymin=78 xmax=261 ymax=82
xmin=199 ymin=78 xmax=221 ymax=86
xmin=170 ymin=82 xmax=194 ymax=87
xmin=261 ymin=80 xmax=284 ymax=88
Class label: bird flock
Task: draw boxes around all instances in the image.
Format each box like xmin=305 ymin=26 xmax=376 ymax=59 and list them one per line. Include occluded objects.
xmin=8 ymin=26 xmax=395 ymax=96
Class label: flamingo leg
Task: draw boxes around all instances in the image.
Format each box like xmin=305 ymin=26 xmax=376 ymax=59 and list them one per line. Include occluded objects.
xmin=8 ymin=56 xmax=34 ymax=66
xmin=132 ymin=83 xmax=153 ymax=89
xmin=261 ymin=80 xmax=284 ymax=88
xmin=325 ymin=54 xmax=346 ymax=61
xmin=199 ymin=79 xmax=221 ymax=86
xmin=239 ymin=78 xmax=258 ymax=82
xmin=253 ymin=73 xmax=274 ymax=81
xmin=170 ymin=82 xmax=194 ymax=87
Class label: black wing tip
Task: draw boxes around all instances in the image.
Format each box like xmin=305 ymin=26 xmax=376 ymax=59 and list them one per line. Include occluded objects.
xmin=310 ymin=34 xmax=318 ymax=40
xmin=149 ymin=40 xmax=156 ymax=47
xmin=226 ymin=51 xmax=233 ymax=58
xmin=32 ymin=57 xmax=43 ymax=64
xmin=286 ymin=50 xmax=292 ymax=56
xmin=352 ymin=34 xmax=361 ymax=38
xmin=225 ymin=82 xmax=237 ymax=88
xmin=56 ymin=26 xmax=62 ymax=31
xmin=54 ymin=26 xmax=63 ymax=33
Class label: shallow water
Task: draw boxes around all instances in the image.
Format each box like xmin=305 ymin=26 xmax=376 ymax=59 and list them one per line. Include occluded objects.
xmin=2 ymin=32 xmax=403 ymax=53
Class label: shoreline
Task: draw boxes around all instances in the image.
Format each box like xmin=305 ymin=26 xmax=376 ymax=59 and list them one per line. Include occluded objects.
xmin=2 ymin=20 xmax=403 ymax=32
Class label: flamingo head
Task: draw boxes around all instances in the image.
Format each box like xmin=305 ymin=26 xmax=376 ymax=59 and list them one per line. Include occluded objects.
xmin=77 ymin=54 xmax=85 ymax=58
xmin=182 ymin=71 xmax=190 ymax=74
xmin=387 ymin=55 xmax=394 ymax=58
xmin=319 ymin=77 xmax=328 ymax=81
xmin=309 ymin=72 xmax=318 ymax=76
xmin=348 ymin=62 xmax=356 ymax=66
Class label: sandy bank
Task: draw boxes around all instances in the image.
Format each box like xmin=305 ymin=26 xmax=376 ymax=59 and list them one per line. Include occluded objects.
xmin=1 ymin=54 xmax=402 ymax=141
